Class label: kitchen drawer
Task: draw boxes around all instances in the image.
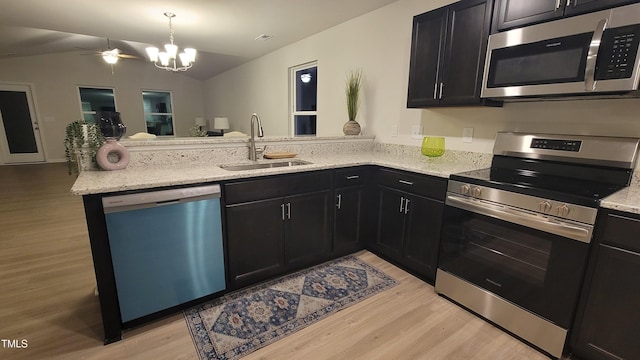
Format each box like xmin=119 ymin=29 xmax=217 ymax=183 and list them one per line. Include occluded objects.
xmin=335 ymin=167 xmax=368 ymax=188
xmin=602 ymin=213 xmax=640 ymax=254
xmin=224 ymin=170 xmax=332 ymax=204
xmin=224 ymin=176 xmax=285 ymax=204
xmin=376 ymin=168 xmax=447 ymax=200
xmin=288 ymin=171 xmax=332 ymax=195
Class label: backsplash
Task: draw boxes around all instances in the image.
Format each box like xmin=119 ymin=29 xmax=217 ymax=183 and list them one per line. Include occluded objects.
xmin=374 ymin=142 xmax=492 ymax=168
xmin=117 ymin=136 xmax=376 ymax=168
xmin=83 ymin=136 xmax=493 ymax=171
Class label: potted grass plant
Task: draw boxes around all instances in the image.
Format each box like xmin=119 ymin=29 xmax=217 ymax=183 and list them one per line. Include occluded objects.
xmin=343 ymin=69 xmax=363 ymax=135
xmin=64 ymin=120 xmax=104 ymax=175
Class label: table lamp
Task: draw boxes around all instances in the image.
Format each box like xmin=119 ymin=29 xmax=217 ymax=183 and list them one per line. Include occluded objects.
xmin=194 ymin=117 xmax=207 ymax=131
xmin=212 ymin=117 xmax=230 ymax=135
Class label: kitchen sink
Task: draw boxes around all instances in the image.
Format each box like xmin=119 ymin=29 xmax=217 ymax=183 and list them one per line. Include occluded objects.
xmin=219 ymin=159 xmax=312 ymax=171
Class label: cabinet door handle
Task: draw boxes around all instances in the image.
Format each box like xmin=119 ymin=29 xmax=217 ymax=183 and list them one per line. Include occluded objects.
xmin=398 ymin=180 xmax=414 ymax=186
xmin=433 ymin=83 xmax=438 ymax=100
xmin=287 ymin=202 xmax=291 ymax=220
xmin=399 ymin=197 xmax=405 ymax=213
xmin=346 ymin=175 xmax=360 ymax=180
xmin=404 ymin=198 xmax=410 ymax=214
xmin=439 ymin=82 xmax=444 ymax=99
xmin=281 ymin=203 xmax=285 ymax=220
xmin=336 ymin=194 xmax=342 ymax=209
xmin=555 ymin=0 xmax=561 ymax=9
xmin=566 ymin=0 xmax=571 ymax=6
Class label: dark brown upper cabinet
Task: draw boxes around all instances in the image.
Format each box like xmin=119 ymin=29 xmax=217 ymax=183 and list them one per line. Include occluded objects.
xmin=407 ymin=0 xmax=501 ymax=108
xmin=494 ymin=0 xmax=640 ymax=32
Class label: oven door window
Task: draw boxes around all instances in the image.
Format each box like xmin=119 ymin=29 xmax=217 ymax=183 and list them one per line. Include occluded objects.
xmin=487 ymin=32 xmax=592 ymax=88
xmin=464 ymin=218 xmax=551 ymax=286
xmin=439 ymin=205 xmax=589 ymax=328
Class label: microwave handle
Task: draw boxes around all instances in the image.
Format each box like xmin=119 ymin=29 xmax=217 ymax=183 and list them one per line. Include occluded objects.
xmin=585 ymin=18 xmax=608 ymax=91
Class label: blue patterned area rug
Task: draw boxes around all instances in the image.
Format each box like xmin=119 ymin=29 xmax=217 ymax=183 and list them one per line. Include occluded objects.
xmin=184 ymin=255 xmax=397 ymax=360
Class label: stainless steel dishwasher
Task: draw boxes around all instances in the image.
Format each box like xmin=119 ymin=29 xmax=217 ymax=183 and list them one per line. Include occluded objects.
xmin=102 ymin=184 xmax=225 ymax=323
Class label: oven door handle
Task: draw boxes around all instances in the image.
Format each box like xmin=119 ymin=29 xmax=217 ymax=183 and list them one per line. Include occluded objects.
xmin=446 ymin=194 xmax=593 ymax=243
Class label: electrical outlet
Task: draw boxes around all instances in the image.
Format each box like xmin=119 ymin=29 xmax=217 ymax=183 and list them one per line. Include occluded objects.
xmin=391 ymin=125 xmax=398 ymax=137
xmin=462 ymin=127 xmax=474 ymax=143
xmin=411 ymin=125 xmax=423 ymax=139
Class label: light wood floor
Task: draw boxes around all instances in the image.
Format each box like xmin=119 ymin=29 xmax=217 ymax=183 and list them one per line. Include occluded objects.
xmin=0 ymin=163 xmax=554 ymax=360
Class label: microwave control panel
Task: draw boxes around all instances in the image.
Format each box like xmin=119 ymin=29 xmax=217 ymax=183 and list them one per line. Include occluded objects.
xmin=596 ymin=24 xmax=640 ymax=80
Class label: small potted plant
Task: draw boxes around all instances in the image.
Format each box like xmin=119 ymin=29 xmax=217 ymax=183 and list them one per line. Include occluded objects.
xmin=188 ymin=125 xmax=208 ymax=137
xmin=64 ymin=120 xmax=105 ymax=175
xmin=343 ymin=69 xmax=363 ymax=135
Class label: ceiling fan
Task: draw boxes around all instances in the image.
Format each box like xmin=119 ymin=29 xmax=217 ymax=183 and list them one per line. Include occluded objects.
xmin=80 ymin=38 xmax=143 ymax=75
xmin=103 ymin=39 xmax=143 ymax=64
xmin=82 ymin=38 xmax=142 ymax=64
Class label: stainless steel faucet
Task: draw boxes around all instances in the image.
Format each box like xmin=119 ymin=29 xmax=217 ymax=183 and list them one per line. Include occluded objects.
xmin=249 ymin=113 xmax=264 ymax=161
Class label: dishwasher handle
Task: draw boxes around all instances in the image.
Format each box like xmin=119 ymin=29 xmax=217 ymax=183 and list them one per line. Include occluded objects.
xmin=102 ymin=184 xmax=221 ymax=214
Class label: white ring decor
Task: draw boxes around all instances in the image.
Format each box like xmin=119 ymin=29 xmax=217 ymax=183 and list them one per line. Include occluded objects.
xmin=96 ymin=139 xmax=130 ymax=171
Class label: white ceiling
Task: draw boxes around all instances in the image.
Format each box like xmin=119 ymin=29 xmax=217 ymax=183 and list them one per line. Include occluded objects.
xmin=0 ymin=0 xmax=399 ymax=80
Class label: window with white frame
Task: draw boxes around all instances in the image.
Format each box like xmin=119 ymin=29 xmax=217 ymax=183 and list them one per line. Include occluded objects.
xmin=78 ymin=87 xmax=116 ymax=123
xmin=142 ymin=91 xmax=174 ymax=136
xmin=290 ymin=62 xmax=317 ymax=136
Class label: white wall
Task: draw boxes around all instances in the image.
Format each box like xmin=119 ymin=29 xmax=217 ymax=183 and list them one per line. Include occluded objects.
xmin=204 ymin=0 xmax=640 ymax=153
xmin=0 ymin=52 xmax=205 ymax=163
xmin=421 ymin=99 xmax=640 ymax=153
xmin=203 ymin=0 xmax=453 ymax=137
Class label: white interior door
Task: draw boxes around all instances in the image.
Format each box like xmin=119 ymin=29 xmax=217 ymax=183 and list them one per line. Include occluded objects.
xmin=0 ymin=84 xmax=45 ymax=164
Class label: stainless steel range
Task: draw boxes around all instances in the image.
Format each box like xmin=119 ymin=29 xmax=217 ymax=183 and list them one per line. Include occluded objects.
xmin=436 ymin=132 xmax=640 ymax=359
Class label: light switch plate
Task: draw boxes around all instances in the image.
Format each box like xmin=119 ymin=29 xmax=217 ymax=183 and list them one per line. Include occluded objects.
xmin=391 ymin=125 xmax=398 ymax=137
xmin=462 ymin=127 xmax=474 ymax=143
xmin=411 ymin=125 xmax=423 ymax=139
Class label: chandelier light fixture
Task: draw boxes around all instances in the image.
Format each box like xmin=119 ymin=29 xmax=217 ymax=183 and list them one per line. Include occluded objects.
xmin=146 ymin=12 xmax=196 ymax=72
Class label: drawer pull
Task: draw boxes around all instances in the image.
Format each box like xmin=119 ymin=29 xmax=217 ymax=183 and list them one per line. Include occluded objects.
xmin=398 ymin=180 xmax=414 ymax=186
xmin=346 ymin=175 xmax=360 ymax=180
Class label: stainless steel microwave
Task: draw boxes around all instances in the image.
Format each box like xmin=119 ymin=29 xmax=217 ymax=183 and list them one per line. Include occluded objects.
xmin=481 ymin=3 xmax=640 ymax=100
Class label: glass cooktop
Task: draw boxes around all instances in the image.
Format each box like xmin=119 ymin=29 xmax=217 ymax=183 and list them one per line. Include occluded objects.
xmin=450 ymin=157 xmax=631 ymax=207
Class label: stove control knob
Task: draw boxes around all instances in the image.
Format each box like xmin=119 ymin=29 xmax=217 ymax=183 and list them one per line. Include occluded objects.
xmin=472 ymin=187 xmax=482 ymax=198
xmin=557 ymin=204 xmax=570 ymax=217
xmin=460 ymin=184 xmax=470 ymax=195
xmin=538 ymin=201 xmax=552 ymax=212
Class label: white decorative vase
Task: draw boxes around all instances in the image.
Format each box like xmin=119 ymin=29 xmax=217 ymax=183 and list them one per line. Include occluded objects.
xmin=343 ymin=120 xmax=361 ymax=135
xmin=96 ymin=139 xmax=130 ymax=171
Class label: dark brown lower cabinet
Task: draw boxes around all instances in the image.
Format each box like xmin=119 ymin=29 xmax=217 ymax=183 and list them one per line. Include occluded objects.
xmin=284 ymin=190 xmax=332 ymax=270
xmin=334 ymin=186 xmax=365 ymax=255
xmin=225 ymin=167 xmax=445 ymax=288
xmin=570 ymin=211 xmax=640 ymax=360
xmin=333 ymin=167 xmax=371 ymax=257
xmin=224 ymin=171 xmax=332 ymax=289
xmin=371 ymin=168 xmax=446 ymax=283
xmin=226 ymin=198 xmax=286 ymax=289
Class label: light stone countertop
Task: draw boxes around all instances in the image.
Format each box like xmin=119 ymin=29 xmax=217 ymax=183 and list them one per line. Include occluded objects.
xmin=70 ymin=150 xmax=490 ymax=196
xmin=69 ymin=144 xmax=640 ymax=216
xmin=600 ymin=177 xmax=640 ymax=215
